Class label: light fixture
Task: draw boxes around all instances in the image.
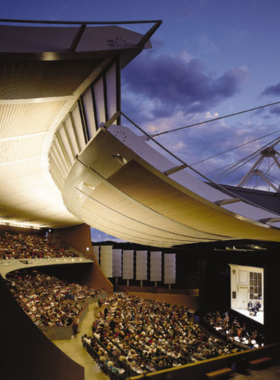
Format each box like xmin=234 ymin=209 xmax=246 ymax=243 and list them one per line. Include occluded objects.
xmin=112 ymin=154 xmax=128 ymax=165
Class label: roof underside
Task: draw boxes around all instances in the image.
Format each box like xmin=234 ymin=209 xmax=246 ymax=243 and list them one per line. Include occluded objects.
xmin=0 ymin=22 xmax=154 ymax=229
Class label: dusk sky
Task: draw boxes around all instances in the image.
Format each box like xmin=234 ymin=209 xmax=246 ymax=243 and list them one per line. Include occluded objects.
xmin=2 ymin=1 xmax=280 ymax=242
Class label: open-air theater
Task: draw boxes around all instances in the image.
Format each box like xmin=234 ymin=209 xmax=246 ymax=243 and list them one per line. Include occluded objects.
xmin=1 ymin=19 xmax=280 ymax=380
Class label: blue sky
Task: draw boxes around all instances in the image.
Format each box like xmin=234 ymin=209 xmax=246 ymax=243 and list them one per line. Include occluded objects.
xmin=2 ymin=1 xmax=280 ymax=241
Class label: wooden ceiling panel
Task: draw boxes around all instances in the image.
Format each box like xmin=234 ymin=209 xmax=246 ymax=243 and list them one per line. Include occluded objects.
xmin=0 ymin=59 xmax=103 ymax=99
xmin=81 ymin=211 xmax=187 ymax=247
xmin=0 ymin=185 xmax=57 ymax=208
xmin=82 ymin=195 xmax=201 ymax=244
xmin=0 ymin=135 xmax=45 ymax=163
xmin=88 ymin=182 xmax=221 ymax=241
xmin=0 ymin=173 xmax=48 ymax=195
xmin=108 ymin=160 xmax=280 ymax=242
xmin=0 ymin=157 xmax=42 ymax=181
xmin=0 ymin=101 xmax=66 ymax=138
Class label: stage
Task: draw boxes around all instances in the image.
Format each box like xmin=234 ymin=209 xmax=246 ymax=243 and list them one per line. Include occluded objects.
xmin=232 ymin=308 xmax=263 ymax=325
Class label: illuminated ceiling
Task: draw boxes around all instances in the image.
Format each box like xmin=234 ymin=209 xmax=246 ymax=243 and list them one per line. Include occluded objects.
xmin=2 ymin=20 xmax=280 ymax=247
xmin=0 ymin=20 xmax=158 ymax=229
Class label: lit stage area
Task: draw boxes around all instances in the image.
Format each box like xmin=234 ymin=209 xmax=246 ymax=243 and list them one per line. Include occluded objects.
xmin=232 ymin=307 xmax=264 ymax=325
xmin=229 ymin=264 xmax=264 ymax=325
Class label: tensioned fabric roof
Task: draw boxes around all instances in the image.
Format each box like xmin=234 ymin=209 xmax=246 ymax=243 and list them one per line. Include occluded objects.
xmin=0 ymin=20 xmax=158 ymax=229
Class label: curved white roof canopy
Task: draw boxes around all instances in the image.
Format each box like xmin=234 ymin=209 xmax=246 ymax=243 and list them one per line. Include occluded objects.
xmin=0 ymin=21 xmax=156 ymax=229
xmin=49 ymin=112 xmax=280 ymax=248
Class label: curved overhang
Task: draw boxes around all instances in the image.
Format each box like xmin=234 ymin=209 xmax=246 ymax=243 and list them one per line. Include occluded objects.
xmin=0 ymin=257 xmax=93 ymax=280
xmin=0 ymin=20 xmax=158 ymax=229
xmin=50 ymin=117 xmax=280 ymax=247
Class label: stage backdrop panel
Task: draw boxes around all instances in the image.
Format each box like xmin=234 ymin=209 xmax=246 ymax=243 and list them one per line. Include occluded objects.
xmin=100 ymin=245 xmax=113 ymax=278
xmin=136 ymin=250 xmax=147 ymax=280
xmin=112 ymin=249 xmax=122 ymax=277
xmin=164 ymin=253 xmax=176 ymax=284
xmin=122 ymin=250 xmax=134 ymax=280
xmin=150 ymin=251 xmax=162 ymax=281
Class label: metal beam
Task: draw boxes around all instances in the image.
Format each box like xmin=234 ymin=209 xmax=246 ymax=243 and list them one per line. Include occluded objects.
xmin=116 ymin=56 xmax=121 ymax=125
xmin=259 ymin=217 xmax=280 ymax=224
xmin=164 ymin=164 xmax=187 ymax=176
xmin=62 ymin=122 xmax=75 ymax=161
xmin=137 ymin=21 xmax=162 ymax=47
xmin=257 ymin=171 xmax=278 ymax=192
xmin=0 ymin=18 xmax=163 ymax=26
xmin=0 ymin=47 xmax=142 ymax=62
xmin=78 ymin=98 xmax=89 ymax=144
xmin=102 ymin=111 xmax=121 ymax=129
xmin=91 ymin=85 xmax=98 ymax=131
xmin=103 ymin=74 xmax=109 ymax=122
xmin=55 ymin=132 xmax=71 ymax=170
xmin=69 ymin=23 xmax=86 ymax=51
xmin=237 ymin=155 xmax=264 ymax=187
xmin=215 ymin=198 xmax=241 ymax=206
xmin=69 ymin=112 xmax=81 ymax=152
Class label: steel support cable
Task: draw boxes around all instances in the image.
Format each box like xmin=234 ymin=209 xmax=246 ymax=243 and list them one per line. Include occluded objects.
xmin=212 ymin=153 xmax=265 ymax=183
xmin=152 ymin=100 xmax=280 ymax=137
xmin=200 ymin=135 xmax=280 ymax=179
xmin=119 ymin=110 xmax=280 ymax=217
xmin=214 ymin=157 xmax=262 ymax=184
xmin=262 ymin=173 xmax=280 ymax=189
xmin=209 ymin=136 xmax=280 ymax=182
xmin=190 ymin=128 xmax=280 ymax=167
xmin=253 ymin=161 xmax=275 ymax=190
xmin=203 ymin=161 xmax=240 ymax=179
xmin=266 ymin=171 xmax=280 ymax=183
xmin=225 ymin=174 xmax=245 ymax=186
xmin=218 ymin=134 xmax=280 ymax=182
xmin=209 ymin=152 xmax=262 ymax=181
xmin=210 ymin=150 xmax=263 ymax=182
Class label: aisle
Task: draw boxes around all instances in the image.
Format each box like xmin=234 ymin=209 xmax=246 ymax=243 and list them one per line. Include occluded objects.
xmin=52 ymin=303 xmax=108 ymax=380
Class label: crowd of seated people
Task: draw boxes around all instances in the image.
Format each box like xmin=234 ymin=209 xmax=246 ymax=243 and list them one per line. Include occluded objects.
xmin=82 ymin=294 xmax=242 ymax=377
xmin=7 ymin=269 xmax=101 ymax=327
xmin=203 ymin=310 xmax=264 ymax=348
xmin=0 ymin=232 xmax=79 ymax=260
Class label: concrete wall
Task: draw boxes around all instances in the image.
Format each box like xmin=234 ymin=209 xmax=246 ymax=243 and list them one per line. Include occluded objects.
xmin=39 ymin=303 xmax=89 ymax=340
xmin=0 ymin=274 xmax=84 ymax=380
xmin=52 ymin=224 xmax=113 ymax=293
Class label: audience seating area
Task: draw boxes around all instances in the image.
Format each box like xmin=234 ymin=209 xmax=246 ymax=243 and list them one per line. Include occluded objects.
xmin=0 ymin=232 xmax=79 ymax=260
xmin=6 ymin=269 xmax=102 ymax=327
xmin=82 ymin=294 xmax=244 ymax=377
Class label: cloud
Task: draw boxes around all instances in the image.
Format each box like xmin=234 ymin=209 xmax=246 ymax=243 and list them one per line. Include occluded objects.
xmin=269 ymin=106 xmax=280 ymax=115
xmin=150 ymin=36 xmax=166 ymax=50
xmin=121 ymin=51 xmax=280 ymax=191
xmin=180 ymin=7 xmax=194 ymax=19
xmin=250 ymin=108 xmax=265 ymax=117
xmin=141 ymin=109 xmax=280 ymax=186
xmin=90 ymin=228 xmax=127 ymax=243
xmin=196 ymin=34 xmax=219 ymax=54
xmin=122 ymin=52 xmax=249 ymax=121
xmin=262 ymin=83 xmax=280 ymax=96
